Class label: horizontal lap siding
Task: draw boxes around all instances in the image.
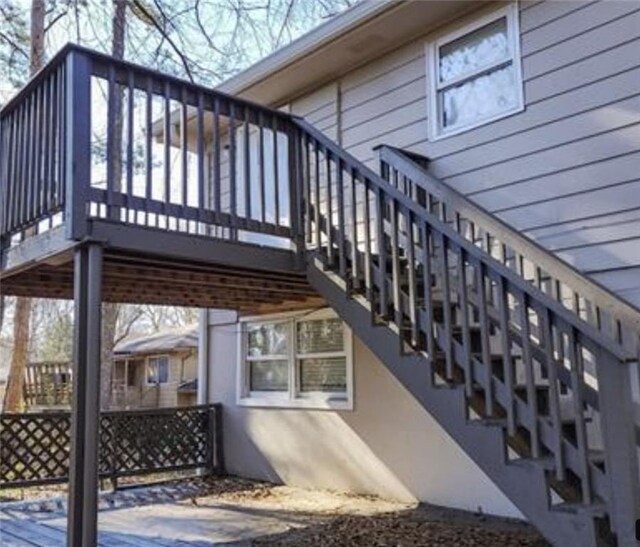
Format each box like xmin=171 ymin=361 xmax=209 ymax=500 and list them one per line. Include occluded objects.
xmin=311 ymin=0 xmax=640 ymax=305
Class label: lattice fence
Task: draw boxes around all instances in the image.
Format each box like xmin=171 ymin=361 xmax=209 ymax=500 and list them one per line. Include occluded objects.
xmin=0 ymin=404 xmax=223 ymax=489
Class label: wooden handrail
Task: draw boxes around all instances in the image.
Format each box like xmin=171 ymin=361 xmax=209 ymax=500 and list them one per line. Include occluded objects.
xmin=377 ymin=144 xmax=640 ymax=349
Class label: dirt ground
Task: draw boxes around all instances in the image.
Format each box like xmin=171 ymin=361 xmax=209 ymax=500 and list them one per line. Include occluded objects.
xmin=194 ymin=478 xmax=549 ymax=547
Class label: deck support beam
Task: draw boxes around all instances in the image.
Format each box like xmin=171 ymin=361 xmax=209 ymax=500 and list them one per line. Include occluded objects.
xmin=67 ymin=243 xmax=103 ymax=547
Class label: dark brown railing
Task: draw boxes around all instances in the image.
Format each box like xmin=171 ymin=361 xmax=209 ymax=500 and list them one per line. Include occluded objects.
xmin=0 ymin=404 xmax=223 ymax=489
xmin=0 ymin=44 xmax=297 ymax=248
xmin=378 ymin=145 xmax=640 ymax=355
xmin=0 ymin=55 xmax=67 ymax=240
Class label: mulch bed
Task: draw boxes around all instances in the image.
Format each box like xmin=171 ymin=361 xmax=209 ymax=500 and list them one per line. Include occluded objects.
xmin=251 ymin=505 xmax=549 ymax=547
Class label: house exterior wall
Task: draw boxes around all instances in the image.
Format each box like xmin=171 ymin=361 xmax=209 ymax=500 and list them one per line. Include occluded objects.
xmin=204 ymin=0 xmax=640 ymax=517
xmin=288 ymin=0 xmax=640 ymax=306
xmin=207 ymin=310 xmax=520 ymax=518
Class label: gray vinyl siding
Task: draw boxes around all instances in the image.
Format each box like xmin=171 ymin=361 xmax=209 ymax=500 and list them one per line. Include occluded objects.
xmin=289 ymin=0 xmax=640 ymax=306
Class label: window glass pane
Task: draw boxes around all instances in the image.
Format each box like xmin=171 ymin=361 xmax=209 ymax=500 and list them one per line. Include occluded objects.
xmin=297 ymin=318 xmax=343 ymax=354
xmin=247 ymin=322 xmax=289 ymax=357
xmin=147 ymin=357 xmax=169 ymax=384
xmin=439 ymin=17 xmax=508 ymax=84
xmin=250 ymin=360 xmax=289 ymax=391
xmin=299 ymin=357 xmax=347 ymax=392
xmin=441 ymin=64 xmax=518 ymax=130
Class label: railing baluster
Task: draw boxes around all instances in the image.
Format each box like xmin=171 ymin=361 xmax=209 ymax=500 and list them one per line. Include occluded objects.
xmin=390 ymin=198 xmax=402 ymax=333
xmin=336 ymin=158 xmax=347 ymax=278
xmin=243 ymin=106 xmax=251 ymax=219
xmin=272 ymin=114 xmax=280 ymax=226
xmin=163 ymin=80 xmax=171 ymax=217
xmin=3 ymin=116 xmax=14 ymax=234
xmin=568 ymin=326 xmax=592 ymax=504
xmin=497 ymin=274 xmax=516 ymax=435
xmin=18 ymin=100 xmax=27 ymax=229
xmin=363 ymin=178 xmax=373 ymax=302
xmin=213 ymin=97 xmax=221 ymax=219
xmin=33 ymin=84 xmax=42 ymax=221
xmin=406 ymin=210 xmax=418 ymax=347
xmin=196 ymin=92 xmax=205 ymax=216
xmin=258 ymin=112 xmax=266 ymax=225
xmin=229 ymin=101 xmax=237 ymax=230
xmin=476 ymin=259 xmax=493 ymax=416
xmin=325 ymin=150 xmax=334 ymax=267
xmin=0 ymin=120 xmax=7 ymax=236
xmin=375 ymin=186 xmax=388 ymax=319
xmin=181 ymin=87 xmax=188 ymax=211
xmin=518 ymin=289 xmax=540 ymax=458
xmin=106 ymin=65 xmax=116 ymax=220
xmin=457 ymin=245 xmax=473 ymax=396
xmin=145 ymin=77 xmax=153 ymax=224
xmin=57 ymin=64 xmax=65 ymax=212
xmin=350 ymin=168 xmax=360 ymax=291
xmin=438 ymin=232 xmax=454 ymax=380
xmin=539 ymin=304 xmax=565 ymax=481
xmin=421 ymin=221 xmax=435 ymax=362
xmin=126 ymin=71 xmax=134 ymax=203
xmin=43 ymin=72 xmax=52 ymax=213
xmin=24 ymin=93 xmax=32 ymax=228
xmin=314 ymin=141 xmax=320 ymax=249
xmin=304 ymin=133 xmax=312 ymax=244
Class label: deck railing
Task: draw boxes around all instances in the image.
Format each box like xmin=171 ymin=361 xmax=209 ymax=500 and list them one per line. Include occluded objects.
xmin=23 ymin=361 xmax=73 ymax=408
xmin=0 ymin=44 xmax=298 ymax=249
xmin=0 ymin=404 xmax=223 ymax=489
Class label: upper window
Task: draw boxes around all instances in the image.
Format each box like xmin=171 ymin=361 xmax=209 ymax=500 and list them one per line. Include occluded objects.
xmin=238 ymin=309 xmax=353 ymax=409
xmin=146 ymin=356 xmax=169 ymax=385
xmin=428 ymin=4 xmax=523 ymax=139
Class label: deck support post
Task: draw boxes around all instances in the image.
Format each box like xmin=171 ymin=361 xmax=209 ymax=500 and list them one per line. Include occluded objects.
xmin=67 ymin=243 xmax=103 ymax=547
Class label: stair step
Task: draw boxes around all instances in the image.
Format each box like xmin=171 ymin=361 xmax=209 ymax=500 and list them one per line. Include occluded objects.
xmin=551 ymin=501 xmax=608 ymax=518
xmin=510 ymin=449 xmax=605 ymax=471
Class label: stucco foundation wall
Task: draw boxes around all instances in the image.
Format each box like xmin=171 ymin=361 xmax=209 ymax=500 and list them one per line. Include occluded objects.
xmin=207 ymin=311 xmax=521 ymax=518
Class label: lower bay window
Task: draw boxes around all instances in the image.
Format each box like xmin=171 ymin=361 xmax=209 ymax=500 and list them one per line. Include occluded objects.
xmin=238 ymin=309 xmax=353 ymax=409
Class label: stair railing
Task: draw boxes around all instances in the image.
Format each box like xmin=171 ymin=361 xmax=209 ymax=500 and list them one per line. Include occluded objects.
xmin=377 ymin=145 xmax=640 ymax=356
xmin=291 ymin=119 xmax=640 ymax=544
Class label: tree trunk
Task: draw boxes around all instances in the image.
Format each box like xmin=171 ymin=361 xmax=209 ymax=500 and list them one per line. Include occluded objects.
xmin=101 ymin=303 xmax=120 ymax=409
xmin=3 ymin=0 xmax=46 ymax=412
xmin=100 ymin=0 xmax=128 ymax=410
xmin=3 ymin=299 xmax=31 ymax=411
xmin=29 ymin=0 xmax=45 ymax=75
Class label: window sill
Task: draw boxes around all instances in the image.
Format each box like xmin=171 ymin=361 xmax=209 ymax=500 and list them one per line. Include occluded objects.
xmin=237 ymin=396 xmax=353 ymax=411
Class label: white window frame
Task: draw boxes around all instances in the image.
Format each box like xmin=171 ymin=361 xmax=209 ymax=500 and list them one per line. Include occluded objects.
xmin=426 ymin=3 xmax=524 ymax=140
xmin=145 ymin=354 xmax=170 ymax=386
xmin=237 ymin=308 xmax=354 ymax=410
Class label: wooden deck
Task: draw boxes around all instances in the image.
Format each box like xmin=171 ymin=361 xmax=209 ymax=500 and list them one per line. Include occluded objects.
xmin=0 ymin=509 xmax=208 ymax=546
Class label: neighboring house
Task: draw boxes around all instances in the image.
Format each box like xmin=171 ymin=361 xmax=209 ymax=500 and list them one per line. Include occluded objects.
xmin=2 ymin=1 xmax=640 ymax=545
xmin=110 ymin=326 xmax=199 ymax=409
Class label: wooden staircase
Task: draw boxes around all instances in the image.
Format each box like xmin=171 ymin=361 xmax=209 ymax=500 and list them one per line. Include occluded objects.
xmin=293 ymin=120 xmax=640 ymax=546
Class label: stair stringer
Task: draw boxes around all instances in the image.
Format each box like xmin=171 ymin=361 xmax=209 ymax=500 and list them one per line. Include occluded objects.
xmin=307 ymin=260 xmax=604 ymax=547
